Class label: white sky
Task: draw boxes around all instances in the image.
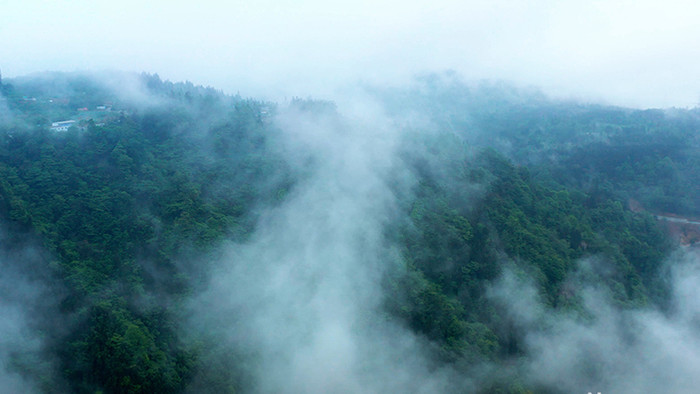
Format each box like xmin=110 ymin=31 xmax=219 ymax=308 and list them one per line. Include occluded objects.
xmin=2 ymin=0 xmax=700 ymax=108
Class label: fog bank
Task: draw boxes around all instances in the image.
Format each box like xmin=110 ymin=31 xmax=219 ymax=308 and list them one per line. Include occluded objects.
xmin=0 ymin=227 xmax=64 ymax=393
xmin=184 ymin=97 xmax=482 ymax=392
xmin=491 ymin=249 xmax=700 ymax=393
xmin=4 ymin=1 xmax=700 ymax=108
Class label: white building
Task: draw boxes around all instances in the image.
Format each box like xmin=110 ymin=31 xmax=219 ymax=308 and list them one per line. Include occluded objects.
xmin=50 ymin=120 xmax=76 ymax=132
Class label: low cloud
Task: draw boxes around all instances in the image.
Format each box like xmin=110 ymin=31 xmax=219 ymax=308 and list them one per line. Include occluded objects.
xmin=182 ymin=97 xmax=482 ymax=393
xmin=491 ymin=249 xmax=700 ymax=393
xmin=0 ymin=226 xmax=65 ymax=393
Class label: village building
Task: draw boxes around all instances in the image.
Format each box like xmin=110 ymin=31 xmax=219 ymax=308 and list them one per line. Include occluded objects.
xmin=50 ymin=120 xmax=76 ymax=132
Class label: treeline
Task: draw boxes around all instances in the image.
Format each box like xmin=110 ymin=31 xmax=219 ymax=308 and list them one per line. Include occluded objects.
xmin=375 ymin=75 xmax=700 ymax=217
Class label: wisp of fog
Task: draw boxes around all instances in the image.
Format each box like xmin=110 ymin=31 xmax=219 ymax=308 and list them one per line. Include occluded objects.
xmin=0 ymin=226 xmax=64 ymax=394
xmin=490 ymin=248 xmax=700 ymax=393
xmin=183 ymin=94 xmax=479 ymax=393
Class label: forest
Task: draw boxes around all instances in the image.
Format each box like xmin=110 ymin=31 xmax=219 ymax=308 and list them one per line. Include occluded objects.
xmin=0 ymin=71 xmax=698 ymax=393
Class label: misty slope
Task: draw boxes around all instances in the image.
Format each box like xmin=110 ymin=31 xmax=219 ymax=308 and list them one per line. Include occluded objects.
xmin=1 ymin=73 xmax=289 ymax=392
xmin=374 ymin=75 xmax=700 ymax=217
xmin=0 ymin=72 xmax=697 ymax=393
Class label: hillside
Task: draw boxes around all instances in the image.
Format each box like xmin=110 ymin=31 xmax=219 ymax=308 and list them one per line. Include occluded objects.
xmin=0 ymin=72 xmax=697 ymax=393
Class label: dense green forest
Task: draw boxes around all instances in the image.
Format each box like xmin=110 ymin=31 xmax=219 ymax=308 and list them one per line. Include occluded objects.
xmin=0 ymin=72 xmax=697 ymax=393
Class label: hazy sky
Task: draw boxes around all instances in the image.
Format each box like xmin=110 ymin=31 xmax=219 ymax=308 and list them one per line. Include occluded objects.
xmin=2 ymin=0 xmax=700 ymax=108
